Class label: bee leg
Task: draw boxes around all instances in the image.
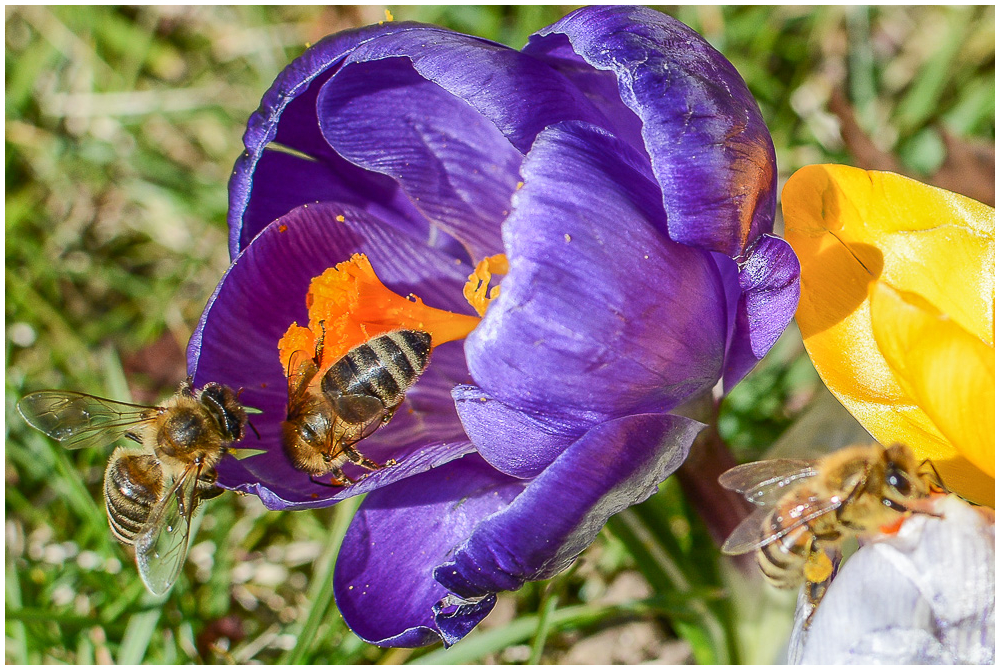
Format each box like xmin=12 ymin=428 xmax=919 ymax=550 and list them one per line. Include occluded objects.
xmin=310 ymin=467 xmax=354 ymax=488
xmin=341 ymin=443 xmax=384 ymax=471
xmin=314 ymin=320 xmax=328 ymax=362
xmin=802 ymin=541 xmax=841 ymax=629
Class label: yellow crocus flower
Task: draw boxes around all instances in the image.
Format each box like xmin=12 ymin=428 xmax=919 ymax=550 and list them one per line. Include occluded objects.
xmin=783 ymin=164 xmax=995 ymax=506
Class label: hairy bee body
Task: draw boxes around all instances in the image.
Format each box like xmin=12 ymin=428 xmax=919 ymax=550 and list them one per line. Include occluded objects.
xmin=18 ymin=381 xmax=247 ymax=595
xmin=721 ymin=443 xmax=939 ymax=622
xmin=283 ymin=329 xmax=432 ymax=482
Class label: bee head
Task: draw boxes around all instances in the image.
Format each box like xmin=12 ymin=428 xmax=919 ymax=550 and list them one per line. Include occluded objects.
xmin=880 ymin=443 xmax=928 ymax=503
xmin=281 ymin=412 xmax=338 ymax=476
xmin=199 ymin=383 xmax=247 ymax=443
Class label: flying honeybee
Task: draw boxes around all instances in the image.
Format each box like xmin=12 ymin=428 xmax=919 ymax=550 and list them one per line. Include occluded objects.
xmin=283 ymin=328 xmax=432 ymax=484
xmin=719 ymin=443 xmax=941 ymax=624
xmin=17 ymin=381 xmax=248 ymax=595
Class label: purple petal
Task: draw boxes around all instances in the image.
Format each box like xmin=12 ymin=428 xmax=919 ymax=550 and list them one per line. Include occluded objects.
xmin=465 ymin=121 xmax=728 ymax=426
xmin=452 ymin=384 xmax=577 ymax=478
xmin=723 ymin=234 xmax=800 ymax=390
xmin=229 ymin=22 xmax=439 ymax=257
xmin=435 ymin=412 xmax=703 ymax=600
xmin=238 ymin=148 xmax=438 ymax=259
xmin=317 ymin=57 xmax=520 ymax=261
xmin=334 ymin=454 xmax=525 ymax=647
xmin=188 ymin=201 xmax=476 ymax=509
xmin=519 ymin=34 xmax=647 ymax=157
xmin=526 ymin=6 xmax=777 ymax=258
xmin=341 ymin=25 xmax=615 ymax=154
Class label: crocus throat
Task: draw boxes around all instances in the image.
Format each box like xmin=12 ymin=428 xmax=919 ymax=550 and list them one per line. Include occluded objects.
xmin=278 ymin=253 xmax=481 ymax=373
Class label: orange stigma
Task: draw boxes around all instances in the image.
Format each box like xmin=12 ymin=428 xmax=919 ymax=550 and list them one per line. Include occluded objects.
xmin=278 ymin=253 xmax=482 ymax=373
xmin=463 ymin=254 xmax=509 ymax=317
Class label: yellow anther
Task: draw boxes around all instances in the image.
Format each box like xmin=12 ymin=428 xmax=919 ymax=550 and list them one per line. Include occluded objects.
xmin=463 ymin=254 xmax=509 ymax=317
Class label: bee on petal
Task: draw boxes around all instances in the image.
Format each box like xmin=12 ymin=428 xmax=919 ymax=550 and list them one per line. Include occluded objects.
xmin=283 ymin=329 xmax=432 ymax=484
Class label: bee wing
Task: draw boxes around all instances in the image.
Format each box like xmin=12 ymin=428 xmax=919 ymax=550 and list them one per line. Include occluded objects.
xmin=721 ymin=505 xmax=776 ymax=555
xmin=17 ymin=391 xmax=159 ymax=451
xmin=133 ymin=464 xmax=201 ymax=596
xmin=331 ymin=394 xmax=388 ymax=440
xmin=721 ymin=496 xmax=844 ymax=555
xmin=719 ymin=459 xmax=818 ymax=506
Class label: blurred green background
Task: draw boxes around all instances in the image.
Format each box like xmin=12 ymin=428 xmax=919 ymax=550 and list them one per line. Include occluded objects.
xmin=5 ymin=6 xmax=994 ymax=664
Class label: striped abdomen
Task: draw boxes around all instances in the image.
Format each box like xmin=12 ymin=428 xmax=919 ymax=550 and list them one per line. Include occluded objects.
xmin=103 ymin=450 xmax=163 ymax=545
xmin=321 ymin=330 xmax=432 ymax=410
xmin=755 ymin=514 xmax=812 ymax=589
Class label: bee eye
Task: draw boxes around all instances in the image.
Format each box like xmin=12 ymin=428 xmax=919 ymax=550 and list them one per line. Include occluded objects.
xmin=886 ymin=468 xmax=911 ymax=496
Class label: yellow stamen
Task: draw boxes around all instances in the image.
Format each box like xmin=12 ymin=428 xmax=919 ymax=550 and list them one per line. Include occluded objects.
xmin=384 ymin=8 xmax=394 ymax=21
xmin=278 ymin=253 xmax=481 ymax=374
xmin=463 ymin=254 xmax=509 ymax=317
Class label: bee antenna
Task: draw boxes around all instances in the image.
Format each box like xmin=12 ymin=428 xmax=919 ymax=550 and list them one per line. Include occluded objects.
xmin=247 ymin=418 xmax=261 ymax=441
xmin=917 ymin=458 xmax=947 ymax=493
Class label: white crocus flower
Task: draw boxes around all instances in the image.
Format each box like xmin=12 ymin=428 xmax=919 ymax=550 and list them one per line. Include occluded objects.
xmin=789 ymin=495 xmax=994 ymax=664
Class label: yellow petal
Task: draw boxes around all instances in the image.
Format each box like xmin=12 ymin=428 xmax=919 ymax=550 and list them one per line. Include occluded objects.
xmin=783 ymin=165 xmax=996 ymax=506
xmin=785 ymin=165 xmax=994 ymax=345
xmin=870 ymin=282 xmax=995 ymax=480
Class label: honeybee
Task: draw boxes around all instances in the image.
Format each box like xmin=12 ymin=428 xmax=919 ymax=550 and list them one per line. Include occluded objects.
xmin=17 ymin=381 xmax=248 ymax=595
xmin=719 ymin=443 xmax=941 ymax=623
xmin=283 ymin=328 xmax=432 ymax=484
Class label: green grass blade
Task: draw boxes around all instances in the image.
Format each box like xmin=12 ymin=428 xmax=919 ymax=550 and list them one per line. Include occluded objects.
xmin=527 ymin=591 xmax=559 ymax=664
xmin=410 ymin=598 xmax=681 ymax=665
xmin=116 ymin=591 xmax=168 ymax=664
xmin=279 ymin=496 xmax=361 ymax=664
xmin=5 ymin=561 xmax=30 ymax=664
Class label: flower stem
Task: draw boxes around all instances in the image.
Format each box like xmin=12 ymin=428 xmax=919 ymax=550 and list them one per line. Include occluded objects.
xmin=673 ymin=395 xmax=755 ymax=559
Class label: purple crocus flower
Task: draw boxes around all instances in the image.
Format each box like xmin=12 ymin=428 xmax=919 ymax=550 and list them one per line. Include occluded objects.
xmin=188 ymin=6 xmax=800 ymax=647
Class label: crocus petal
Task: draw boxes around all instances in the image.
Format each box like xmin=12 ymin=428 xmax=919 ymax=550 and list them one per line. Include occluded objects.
xmin=783 ymin=164 xmax=995 ymax=505
xmin=339 ymin=25 xmax=615 ymax=154
xmin=189 ymin=201 xmax=476 ymax=508
xmin=230 ymin=22 xmax=430 ymax=256
xmin=466 ymin=121 xmax=728 ymax=439
xmin=520 ymin=36 xmax=647 ymax=157
xmin=239 ymin=147 xmax=436 ymax=258
xmin=317 ymin=57 xmax=520 ymax=261
xmin=723 ymin=234 xmax=801 ymax=390
xmin=435 ymin=412 xmax=703 ymax=600
xmin=870 ymin=283 xmax=995 ymax=480
xmin=526 ymin=5 xmax=777 ymax=258
xmin=786 ymin=165 xmax=994 ymax=348
xmin=790 ymin=495 xmax=995 ymax=664
xmin=334 ymin=455 xmax=525 ymax=647
xmin=452 ymin=384 xmax=577 ymax=479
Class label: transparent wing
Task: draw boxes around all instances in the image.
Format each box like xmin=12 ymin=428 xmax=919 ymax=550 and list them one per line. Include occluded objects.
xmin=721 ymin=505 xmax=775 ymax=555
xmin=721 ymin=496 xmax=844 ymax=555
xmin=332 ymin=394 xmax=388 ymax=440
xmin=133 ymin=464 xmax=200 ymax=596
xmin=17 ymin=391 xmax=159 ymax=451
xmin=719 ymin=459 xmax=818 ymax=506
